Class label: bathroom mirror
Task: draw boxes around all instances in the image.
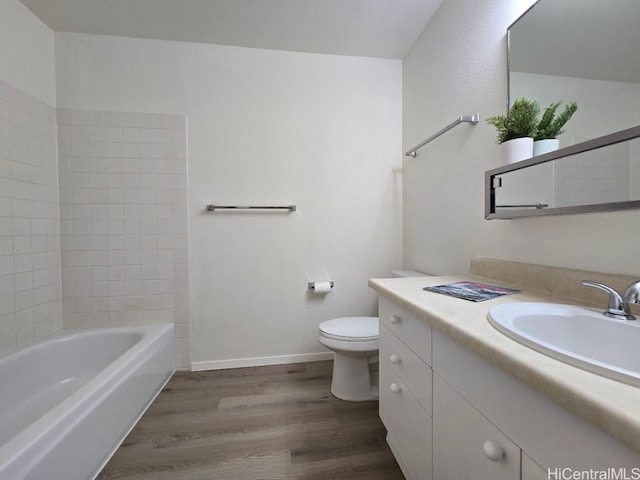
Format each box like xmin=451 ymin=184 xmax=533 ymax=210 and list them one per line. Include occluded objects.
xmin=509 ymin=0 xmax=640 ymax=142
xmin=486 ymin=0 xmax=640 ymax=219
xmin=485 ymin=126 xmax=640 ymax=219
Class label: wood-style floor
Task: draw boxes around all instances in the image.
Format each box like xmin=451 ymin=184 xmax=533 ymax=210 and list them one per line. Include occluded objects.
xmin=97 ymin=361 xmax=405 ymax=480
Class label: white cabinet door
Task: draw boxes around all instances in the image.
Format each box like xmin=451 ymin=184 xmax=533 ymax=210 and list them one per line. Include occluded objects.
xmin=433 ymin=374 xmax=520 ymax=480
xmin=522 ymin=453 xmax=548 ymax=480
xmin=380 ymin=358 xmax=432 ymax=480
xmin=432 ymin=329 xmax=640 ymax=471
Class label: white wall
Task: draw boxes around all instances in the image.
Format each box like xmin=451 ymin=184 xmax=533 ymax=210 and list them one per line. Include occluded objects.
xmin=0 ymin=0 xmax=56 ymax=106
xmin=403 ymin=0 xmax=640 ymax=277
xmin=55 ymin=33 xmax=402 ymax=368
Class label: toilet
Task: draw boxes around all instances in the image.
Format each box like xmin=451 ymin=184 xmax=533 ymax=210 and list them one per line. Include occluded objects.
xmin=317 ymin=270 xmax=427 ymax=401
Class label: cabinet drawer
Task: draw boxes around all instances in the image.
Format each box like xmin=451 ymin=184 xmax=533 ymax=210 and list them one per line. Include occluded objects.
xmin=433 ymin=374 xmax=520 ymax=480
xmin=380 ymin=359 xmax=432 ymax=480
xmin=380 ymin=323 xmax=432 ymax=413
xmin=379 ymin=298 xmax=431 ymax=365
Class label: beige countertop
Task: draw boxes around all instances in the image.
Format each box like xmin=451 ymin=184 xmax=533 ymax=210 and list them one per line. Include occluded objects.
xmin=369 ymin=274 xmax=640 ymax=455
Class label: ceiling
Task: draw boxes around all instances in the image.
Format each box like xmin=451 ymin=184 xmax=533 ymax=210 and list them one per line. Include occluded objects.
xmin=19 ymin=0 xmax=444 ymax=59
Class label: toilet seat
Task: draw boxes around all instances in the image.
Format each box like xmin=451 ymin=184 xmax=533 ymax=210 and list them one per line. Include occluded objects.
xmin=318 ymin=316 xmax=379 ymax=342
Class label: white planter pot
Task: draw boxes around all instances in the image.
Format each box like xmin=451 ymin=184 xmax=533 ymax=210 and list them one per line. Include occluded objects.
xmin=502 ymin=137 xmax=533 ymax=164
xmin=533 ymin=138 xmax=560 ymax=156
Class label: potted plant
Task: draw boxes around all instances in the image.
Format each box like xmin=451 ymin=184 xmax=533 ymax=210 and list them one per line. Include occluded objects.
xmin=533 ymin=101 xmax=578 ymax=156
xmin=486 ymin=98 xmax=540 ymax=163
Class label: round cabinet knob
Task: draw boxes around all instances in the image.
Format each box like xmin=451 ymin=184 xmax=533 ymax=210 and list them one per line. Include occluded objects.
xmin=390 ymin=383 xmax=401 ymax=393
xmin=390 ymin=315 xmax=401 ymax=325
xmin=389 ymin=354 xmax=401 ymax=364
xmin=483 ymin=441 xmax=505 ymax=462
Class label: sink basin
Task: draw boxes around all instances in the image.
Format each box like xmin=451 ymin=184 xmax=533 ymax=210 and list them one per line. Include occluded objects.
xmin=488 ymin=302 xmax=640 ymax=387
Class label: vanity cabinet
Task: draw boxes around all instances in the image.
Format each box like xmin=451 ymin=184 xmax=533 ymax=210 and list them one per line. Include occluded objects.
xmin=377 ymin=294 xmax=640 ymax=480
xmin=379 ymin=299 xmax=432 ymax=480
xmin=433 ymin=329 xmax=640 ymax=472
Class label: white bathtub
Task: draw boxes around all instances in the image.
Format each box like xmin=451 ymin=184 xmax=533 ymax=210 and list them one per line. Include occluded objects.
xmin=0 ymin=324 xmax=175 ymax=480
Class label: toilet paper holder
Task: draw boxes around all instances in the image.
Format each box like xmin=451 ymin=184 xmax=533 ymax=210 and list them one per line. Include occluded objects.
xmin=308 ymin=281 xmax=334 ymax=290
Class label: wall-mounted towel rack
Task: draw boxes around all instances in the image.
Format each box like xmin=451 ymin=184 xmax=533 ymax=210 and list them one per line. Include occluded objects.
xmin=205 ymin=204 xmax=296 ymax=212
xmin=406 ymin=114 xmax=480 ymax=157
xmin=495 ymin=203 xmax=548 ymax=209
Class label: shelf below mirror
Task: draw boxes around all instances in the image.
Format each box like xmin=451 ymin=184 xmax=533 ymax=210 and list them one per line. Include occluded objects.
xmin=485 ymin=126 xmax=640 ymax=220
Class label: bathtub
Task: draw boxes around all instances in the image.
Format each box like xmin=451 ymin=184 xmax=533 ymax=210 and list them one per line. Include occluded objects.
xmin=0 ymin=323 xmax=175 ymax=480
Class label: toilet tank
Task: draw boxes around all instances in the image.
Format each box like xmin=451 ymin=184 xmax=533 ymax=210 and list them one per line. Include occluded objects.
xmin=392 ymin=270 xmax=429 ymax=278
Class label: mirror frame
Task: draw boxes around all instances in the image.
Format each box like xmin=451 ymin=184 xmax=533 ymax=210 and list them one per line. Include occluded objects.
xmin=505 ymin=1 xmax=537 ymax=111
xmin=485 ymin=126 xmax=640 ymax=219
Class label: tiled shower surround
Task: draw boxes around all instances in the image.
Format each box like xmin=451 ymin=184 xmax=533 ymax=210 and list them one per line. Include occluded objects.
xmin=57 ymin=109 xmax=190 ymax=369
xmin=0 ymin=79 xmax=62 ymax=357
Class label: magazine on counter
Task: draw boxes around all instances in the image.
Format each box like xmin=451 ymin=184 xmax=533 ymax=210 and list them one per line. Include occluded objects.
xmin=423 ymin=281 xmax=520 ymax=302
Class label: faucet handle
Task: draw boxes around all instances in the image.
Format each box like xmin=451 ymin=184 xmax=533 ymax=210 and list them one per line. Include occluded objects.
xmin=581 ymin=280 xmax=635 ymax=320
xmin=623 ymin=281 xmax=640 ymax=305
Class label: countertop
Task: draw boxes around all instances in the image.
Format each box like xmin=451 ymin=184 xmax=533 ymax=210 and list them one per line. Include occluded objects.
xmin=369 ymin=274 xmax=640 ymax=455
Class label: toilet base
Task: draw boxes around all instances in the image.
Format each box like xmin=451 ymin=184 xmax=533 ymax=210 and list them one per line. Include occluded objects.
xmin=330 ymin=353 xmax=379 ymax=402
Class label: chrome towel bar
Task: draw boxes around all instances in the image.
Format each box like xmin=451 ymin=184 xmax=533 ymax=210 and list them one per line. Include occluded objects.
xmin=495 ymin=203 xmax=548 ymax=209
xmin=205 ymin=204 xmax=296 ymax=212
xmin=406 ymin=114 xmax=479 ymax=157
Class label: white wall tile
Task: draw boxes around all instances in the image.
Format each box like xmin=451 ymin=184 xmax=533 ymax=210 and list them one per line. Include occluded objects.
xmin=104 ymin=112 xmax=121 ymax=127
xmin=121 ymin=113 xmax=137 ymax=127
xmin=0 ymin=81 xmax=61 ymax=357
xmin=140 ymin=144 xmax=154 ymax=159
xmin=57 ymin=108 xmax=189 ymax=365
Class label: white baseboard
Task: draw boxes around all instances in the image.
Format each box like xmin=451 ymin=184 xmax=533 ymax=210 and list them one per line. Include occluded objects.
xmin=190 ymin=351 xmax=334 ymax=371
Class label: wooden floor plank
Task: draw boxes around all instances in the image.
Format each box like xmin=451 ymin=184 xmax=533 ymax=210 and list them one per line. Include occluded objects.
xmin=97 ymin=361 xmax=405 ymax=480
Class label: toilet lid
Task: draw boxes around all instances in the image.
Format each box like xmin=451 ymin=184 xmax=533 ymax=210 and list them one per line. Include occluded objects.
xmin=318 ymin=316 xmax=379 ymax=341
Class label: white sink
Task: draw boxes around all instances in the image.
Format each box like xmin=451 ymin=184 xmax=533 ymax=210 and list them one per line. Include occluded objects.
xmin=488 ymin=302 xmax=640 ymax=387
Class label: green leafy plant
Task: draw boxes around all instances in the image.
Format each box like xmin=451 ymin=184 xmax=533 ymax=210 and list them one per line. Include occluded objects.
xmin=534 ymin=101 xmax=578 ymax=140
xmin=486 ymin=98 xmax=540 ymax=144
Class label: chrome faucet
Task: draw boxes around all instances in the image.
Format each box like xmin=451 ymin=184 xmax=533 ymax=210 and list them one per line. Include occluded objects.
xmin=581 ymin=280 xmax=640 ymax=321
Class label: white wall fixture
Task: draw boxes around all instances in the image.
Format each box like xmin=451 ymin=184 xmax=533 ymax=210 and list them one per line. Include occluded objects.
xmin=205 ymin=204 xmax=296 ymax=212
xmin=405 ymin=114 xmax=479 ymax=157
